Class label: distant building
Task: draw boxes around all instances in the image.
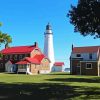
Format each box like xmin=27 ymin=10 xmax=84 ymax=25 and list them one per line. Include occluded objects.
xmin=52 ymin=62 xmax=64 ymax=72
xmin=0 ymin=42 xmax=50 ymax=74
xmin=64 ymin=68 xmax=70 ymax=72
xmin=70 ymin=45 xmax=100 ymax=76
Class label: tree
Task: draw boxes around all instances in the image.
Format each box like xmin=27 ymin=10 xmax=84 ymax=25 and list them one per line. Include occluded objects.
xmin=68 ymin=0 xmax=100 ymax=38
xmin=0 ymin=31 xmax=4 ymax=44
xmin=0 ymin=23 xmax=4 ymax=44
xmin=0 ymin=22 xmax=12 ymax=48
xmin=2 ymin=33 xmax=12 ymax=48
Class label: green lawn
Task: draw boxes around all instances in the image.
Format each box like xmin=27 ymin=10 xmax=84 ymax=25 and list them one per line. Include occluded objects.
xmin=0 ymin=72 xmax=100 ymax=100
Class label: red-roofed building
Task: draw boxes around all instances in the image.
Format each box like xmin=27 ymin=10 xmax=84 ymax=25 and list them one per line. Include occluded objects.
xmin=16 ymin=54 xmax=50 ymax=74
xmin=25 ymin=57 xmax=40 ymax=64
xmin=52 ymin=62 xmax=64 ymax=72
xmin=54 ymin=62 xmax=64 ymax=66
xmin=0 ymin=42 xmax=50 ymax=74
xmin=70 ymin=45 xmax=100 ymax=76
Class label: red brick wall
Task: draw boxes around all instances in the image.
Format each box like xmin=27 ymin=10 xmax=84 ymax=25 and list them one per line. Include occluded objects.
xmin=71 ymin=59 xmax=81 ymax=75
xmin=81 ymin=62 xmax=98 ymax=76
xmin=30 ymin=64 xmax=40 ymax=74
xmin=30 ymin=58 xmax=50 ymax=74
xmin=40 ymin=58 xmax=50 ymax=70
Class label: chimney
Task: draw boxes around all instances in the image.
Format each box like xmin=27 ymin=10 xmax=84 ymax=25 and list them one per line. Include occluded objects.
xmin=72 ymin=44 xmax=74 ymax=51
xmin=34 ymin=42 xmax=38 ymax=47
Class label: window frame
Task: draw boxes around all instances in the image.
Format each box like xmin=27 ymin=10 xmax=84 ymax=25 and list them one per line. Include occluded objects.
xmin=14 ymin=55 xmax=17 ymax=60
xmin=86 ymin=63 xmax=92 ymax=69
xmin=76 ymin=54 xmax=81 ymax=57
xmin=5 ymin=55 xmax=8 ymax=60
xmin=10 ymin=55 xmax=13 ymax=59
xmin=25 ymin=54 xmax=29 ymax=57
xmin=19 ymin=55 xmax=23 ymax=60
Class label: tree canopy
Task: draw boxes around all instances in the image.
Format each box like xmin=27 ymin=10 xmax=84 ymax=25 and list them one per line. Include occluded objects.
xmin=0 ymin=22 xmax=12 ymax=48
xmin=2 ymin=33 xmax=12 ymax=48
xmin=68 ymin=0 xmax=100 ymax=38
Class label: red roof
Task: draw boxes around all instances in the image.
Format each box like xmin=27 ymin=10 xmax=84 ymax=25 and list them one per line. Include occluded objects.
xmin=33 ymin=54 xmax=45 ymax=62
xmin=26 ymin=54 xmax=46 ymax=64
xmin=25 ymin=57 xmax=40 ymax=64
xmin=72 ymin=46 xmax=100 ymax=53
xmin=16 ymin=60 xmax=30 ymax=64
xmin=16 ymin=54 xmax=46 ymax=65
xmin=54 ymin=62 xmax=64 ymax=66
xmin=1 ymin=45 xmax=38 ymax=54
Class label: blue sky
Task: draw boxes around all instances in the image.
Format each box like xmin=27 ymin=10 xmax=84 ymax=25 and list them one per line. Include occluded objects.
xmin=0 ymin=0 xmax=100 ymax=68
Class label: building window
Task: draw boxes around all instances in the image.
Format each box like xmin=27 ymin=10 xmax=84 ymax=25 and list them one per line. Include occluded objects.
xmin=76 ymin=54 xmax=81 ymax=57
xmin=34 ymin=49 xmax=40 ymax=54
xmin=34 ymin=49 xmax=37 ymax=53
xmin=25 ymin=54 xmax=29 ymax=57
xmin=86 ymin=63 xmax=92 ymax=69
xmin=44 ymin=59 xmax=47 ymax=62
xmin=19 ymin=55 xmax=23 ymax=60
xmin=19 ymin=65 xmax=26 ymax=69
xmin=5 ymin=55 xmax=8 ymax=60
xmin=89 ymin=53 xmax=92 ymax=59
xmin=14 ymin=55 xmax=17 ymax=60
xmin=77 ymin=63 xmax=80 ymax=67
xmin=10 ymin=55 xmax=13 ymax=59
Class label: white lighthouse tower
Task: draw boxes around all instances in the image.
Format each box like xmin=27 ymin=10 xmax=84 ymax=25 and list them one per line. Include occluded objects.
xmin=44 ymin=23 xmax=55 ymax=72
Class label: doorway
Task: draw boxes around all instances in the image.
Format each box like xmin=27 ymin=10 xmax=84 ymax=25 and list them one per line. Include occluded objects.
xmin=76 ymin=66 xmax=81 ymax=75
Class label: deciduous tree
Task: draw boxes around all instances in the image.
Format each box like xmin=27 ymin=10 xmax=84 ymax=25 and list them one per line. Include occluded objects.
xmin=0 ymin=22 xmax=12 ymax=48
xmin=68 ymin=0 xmax=100 ymax=38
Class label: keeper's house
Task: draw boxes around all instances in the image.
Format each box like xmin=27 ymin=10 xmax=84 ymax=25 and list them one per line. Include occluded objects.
xmin=0 ymin=42 xmax=50 ymax=74
xmin=70 ymin=45 xmax=100 ymax=76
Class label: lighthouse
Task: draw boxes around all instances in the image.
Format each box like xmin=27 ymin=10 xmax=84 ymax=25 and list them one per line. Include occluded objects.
xmin=44 ymin=23 xmax=55 ymax=72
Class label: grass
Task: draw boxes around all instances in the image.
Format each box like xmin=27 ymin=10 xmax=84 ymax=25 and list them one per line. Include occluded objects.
xmin=0 ymin=72 xmax=100 ymax=100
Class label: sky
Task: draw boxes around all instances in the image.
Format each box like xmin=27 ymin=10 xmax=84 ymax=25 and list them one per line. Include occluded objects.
xmin=0 ymin=0 xmax=100 ymax=68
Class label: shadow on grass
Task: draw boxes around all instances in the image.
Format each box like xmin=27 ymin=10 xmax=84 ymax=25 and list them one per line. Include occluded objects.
xmin=0 ymin=82 xmax=100 ymax=100
xmin=46 ymin=77 xmax=100 ymax=83
xmin=47 ymin=72 xmax=70 ymax=76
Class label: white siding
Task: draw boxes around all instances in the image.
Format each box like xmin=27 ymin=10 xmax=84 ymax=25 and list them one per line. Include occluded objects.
xmin=71 ymin=53 xmax=97 ymax=60
xmin=44 ymin=25 xmax=55 ymax=72
xmin=5 ymin=61 xmax=13 ymax=72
